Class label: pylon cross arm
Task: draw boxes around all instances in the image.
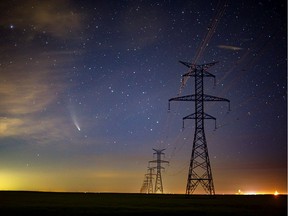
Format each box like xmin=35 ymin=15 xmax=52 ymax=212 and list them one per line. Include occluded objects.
xmin=182 ymin=112 xmax=217 ymax=129
xmin=182 ymin=70 xmax=215 ymax=78
xmin=179 ymin=60 xmax=219 ymax=70
xmin=203 ymin=94 xmax=229 ymax=103
xmin=169 ymin=94 xmax=196 ymax=102
xmin=203 ymin=94 xmax=231 ymax=111
xmin=168 ymin=94 xmax=230 ymax=111
xmin=160 ymin=160 xmax=169 ymax=164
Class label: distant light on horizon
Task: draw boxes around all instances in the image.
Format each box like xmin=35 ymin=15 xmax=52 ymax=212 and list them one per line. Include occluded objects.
xmin=235 ymin=189 xmax=284 ymax=195
xmin=244 ymin=191 xmax=257 ymax=195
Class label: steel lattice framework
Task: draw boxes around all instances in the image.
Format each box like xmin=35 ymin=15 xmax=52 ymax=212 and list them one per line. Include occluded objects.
xmin=146 ymin=167 xmax=154 ymax=194
xmin=149 ymin=149 xmax=169 ymax=193
xmin=169 ymin=61 xmax=230 ymax=195
xmin=140 ymin=167 xmax=154 ymax=194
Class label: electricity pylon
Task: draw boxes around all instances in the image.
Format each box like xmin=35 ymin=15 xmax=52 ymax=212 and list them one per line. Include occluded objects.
xmin=146 ymin=167 xmax=155 ymax=194
xmin=140 ymin=166 xmax=155 ymax=193
xmin=168 ymin=61 xmax=230 ymax=195
xmin=140 ymin=175 xmax=148 ymax=193
xmin=149 ymin=149 xmax=169 ymax=193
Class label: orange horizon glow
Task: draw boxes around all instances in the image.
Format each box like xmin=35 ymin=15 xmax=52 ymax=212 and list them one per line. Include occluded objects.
xmin=0 ymin=189 xmax=287 ymax=195
xmin=235 ymin=189 xmax=286 ymax=196
xmin=0 ymin=171 xmax=286 ymax=195
xmin=1 ymin=170 xmax=287 ymax=195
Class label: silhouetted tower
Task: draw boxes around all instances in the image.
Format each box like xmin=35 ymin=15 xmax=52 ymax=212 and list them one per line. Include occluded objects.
xmin=169 ymin=61 xmax=230 ymax=195
xmin=140 ymin=166 xmax=155 ymax=193
xmin=146 ymin=167 xmax=155 ymax=194
xmin=140 ymin=175 xmax=148 ymax=193
xmin=149 ymin=148 xmax=169 ymax=193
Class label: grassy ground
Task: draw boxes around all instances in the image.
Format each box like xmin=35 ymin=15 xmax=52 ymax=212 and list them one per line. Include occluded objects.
xmin=0 ymin=191 xmax=286 ymax=215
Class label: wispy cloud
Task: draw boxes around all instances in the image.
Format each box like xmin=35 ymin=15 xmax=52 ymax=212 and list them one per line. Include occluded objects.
xmin=0 ymin=0 xmax=84 ymax=39
xmin=0 ymin=0 xmax=88 ymax=145
xmin=0 ymin=52 xmax=73 ymax=143
xmin=217 ymin=45 xmax=243 ymax=51
xmin=0 ymin=57 xmax=66 ymax=115
xmin=0 ymin=72 xmax=55 ymax=115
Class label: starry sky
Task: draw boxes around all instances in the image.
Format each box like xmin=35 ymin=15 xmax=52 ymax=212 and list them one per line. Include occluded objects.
xmin=0 ymin=0 xmax=286 ymax=194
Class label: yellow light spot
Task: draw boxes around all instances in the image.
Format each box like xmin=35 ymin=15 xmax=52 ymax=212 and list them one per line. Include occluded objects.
xmin=244 ymin=191 xmax=257 ymax=195
xmin=237 ymin=189 xmax=243 ymax=195
xmin=274 ymin=191 xmax=279 ymax=196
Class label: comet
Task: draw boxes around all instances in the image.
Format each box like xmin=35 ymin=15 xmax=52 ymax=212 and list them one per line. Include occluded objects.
xmin=69 ymin=106 xmax=81 ymax=132
xmin=72 ymin=115 xmax=81 ymax=131
xmin=75 ymin=122 xmax=81 ymax=131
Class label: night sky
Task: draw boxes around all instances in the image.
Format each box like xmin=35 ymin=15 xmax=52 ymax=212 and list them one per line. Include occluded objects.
xmin=0 ymin=0 xmax=286 ymax=194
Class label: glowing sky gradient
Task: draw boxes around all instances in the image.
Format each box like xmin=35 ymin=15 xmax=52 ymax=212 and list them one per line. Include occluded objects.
xmin=0 ymin=0 xmax=286 ymax=194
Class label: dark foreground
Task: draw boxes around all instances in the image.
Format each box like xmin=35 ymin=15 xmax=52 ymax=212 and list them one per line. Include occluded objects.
xmin=0 ymin=191 xmax=286 ymax=216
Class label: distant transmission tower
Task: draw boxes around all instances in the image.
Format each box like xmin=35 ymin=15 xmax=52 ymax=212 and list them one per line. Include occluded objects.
xmin=140 ymin=166 xmax=155 ymax=193
xmin=140 ymin=175 xmax=148 ymax=193
xmin=149 ymin=149 xmax=169 ymax=193
xmin=168 ymin=61 xmax=230 ymax=195
xmin=146 ymin=167 xmax=155 ymax=194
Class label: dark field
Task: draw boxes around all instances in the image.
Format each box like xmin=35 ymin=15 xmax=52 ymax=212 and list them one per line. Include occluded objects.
xmin=0 ymin=191 xmax=286 ymax=215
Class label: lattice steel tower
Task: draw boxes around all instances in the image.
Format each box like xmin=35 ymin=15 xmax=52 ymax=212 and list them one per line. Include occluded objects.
xmin=140 ymin=167 xmax=154 ymax=194
xmin=140 ymin=176 xmax=148 ymax=193
xmin=146 ymin=167 xmax=154 ymax=194
xmin=149 ymin=149 xmax=169 ymax=193
xmin=169 ymin=61 xmax=230 ymax=195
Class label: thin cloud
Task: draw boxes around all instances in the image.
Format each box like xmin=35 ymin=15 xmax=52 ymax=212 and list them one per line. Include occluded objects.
xmin=0 ymin=117 xmax=23 ymax=137
xmin=0 ymin=59 xmax=64 ymax=115
xmin=0 ymin=49 xmax=101 ymax=146
xmin=217 ymin=45 xmax=243 ymax=51
xmin=0 ymin=116 xmax=70 ymax=142
xmin=0 ymin=0 xmax=84 ymax=39
xmin=0 ymin=52 xmax=72 ymax=143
